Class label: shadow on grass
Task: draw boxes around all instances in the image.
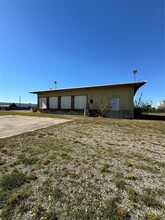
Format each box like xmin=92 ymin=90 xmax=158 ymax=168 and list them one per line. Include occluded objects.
xmin=135 ymin=114 xmax=165 ymax=121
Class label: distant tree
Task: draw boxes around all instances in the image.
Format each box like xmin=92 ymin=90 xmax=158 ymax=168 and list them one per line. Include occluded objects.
xmin=134 ymin=93 xmax=152 ymax=115
xmin=9 ymin=103 xmax=17 ymax=109
xmin=157 ymin=103 xmax=165 ymax=110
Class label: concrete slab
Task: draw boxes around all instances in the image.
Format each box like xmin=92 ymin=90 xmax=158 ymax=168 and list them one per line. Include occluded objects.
xmin=0 ymin=115 xmax=71 ymax=139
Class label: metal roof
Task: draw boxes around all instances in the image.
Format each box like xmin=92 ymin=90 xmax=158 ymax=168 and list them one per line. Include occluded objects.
xmin=31 ymin=81 xmax=147 ymax=95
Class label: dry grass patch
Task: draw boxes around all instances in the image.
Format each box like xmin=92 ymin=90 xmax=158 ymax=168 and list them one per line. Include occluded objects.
xmin=0 ymin=116 xmax=165 ymax=219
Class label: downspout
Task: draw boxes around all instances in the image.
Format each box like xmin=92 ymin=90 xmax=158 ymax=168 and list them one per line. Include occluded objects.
xmin=132 ymin=85 xmax=135 ymax=119
xmin=37 ymin=96 xmax=39 ymax=109
xmin=130 ymin=85 xmax=134 ymax=119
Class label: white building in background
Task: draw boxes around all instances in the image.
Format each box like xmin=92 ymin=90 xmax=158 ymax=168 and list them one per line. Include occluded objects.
xmin=157 ymin=100 xmax=165 ymax=108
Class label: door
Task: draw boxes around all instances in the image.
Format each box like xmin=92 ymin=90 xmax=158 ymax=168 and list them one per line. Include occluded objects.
xmin=111 ymin=99 xmax=119 ymax=111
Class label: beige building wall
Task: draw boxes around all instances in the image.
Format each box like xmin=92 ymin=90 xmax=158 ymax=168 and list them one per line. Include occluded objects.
xmin=36 ymin=84 xmax=134 ymax=118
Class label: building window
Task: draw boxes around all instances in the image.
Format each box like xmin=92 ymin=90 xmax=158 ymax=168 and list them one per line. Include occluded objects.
xmin=90 ymin=99 xmax=93 ymax=104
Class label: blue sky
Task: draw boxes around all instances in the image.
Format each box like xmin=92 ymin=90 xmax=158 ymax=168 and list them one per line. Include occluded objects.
xmin=0 ymin=0 xmax=164 ymax=106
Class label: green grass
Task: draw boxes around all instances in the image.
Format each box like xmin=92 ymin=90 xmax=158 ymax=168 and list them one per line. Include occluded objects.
xmin=0 ymin=170 xmax=27 ymax=190
xmin=0 ymin=110 xmax=78 ymax=119
xmin=0 ymin=113 xmax=165 ymax=219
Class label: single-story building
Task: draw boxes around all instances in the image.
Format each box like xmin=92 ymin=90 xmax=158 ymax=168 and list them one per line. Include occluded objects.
xmin=31 ymin=81 xmax=146 ymax=118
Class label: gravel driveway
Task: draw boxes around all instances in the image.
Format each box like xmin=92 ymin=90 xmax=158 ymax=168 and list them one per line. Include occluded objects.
xmin=0 ymin=115 xmax=71 ymax=138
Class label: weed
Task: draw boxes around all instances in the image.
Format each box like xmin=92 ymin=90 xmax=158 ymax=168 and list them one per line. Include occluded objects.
xmin=43 ymin=208 xmax=59 ymax=220
xmin=17 ymin=154 xmax=39 ymax=165
xmin=115 ymin=179 xmax=127 ymax=190
xmin=0 ymin=191 xmax=8 ymax=208
xmin=60 ymin=152 xmax=72 ymax=161
xmin=127 ymin=186 xmax=138 ymax=203
xmin=42 ymin=181 xmax=63 ymax=200
xmin=124 ymin=160 xmax=133 ymax=167
xmin=144 ymin=212 xmax=161 ymax=220
xmin=1 ymin=188 xmax=30 ymax=219
xmin=33 ymin=202 xmax=45 ymax=219
xmin=134 ymin=164 xmax=157 ymax=173
xmin=140 ymin=188 xmax=162 ymax=208
xmin=114 ymin=172 xmax=124 ymax=179
xmin=100 ymin=196 xmax=121 ymax=219
xmin=118 ymin=206 xmax=131 ymax=219
xmin=130 ymin=152 xmax=153 ymax=164
xmin=99 ymin=163 xmax=110 ymax=173
xmin=125 ymin=173 xmax=137 ymax=180
xmin=74 ymin=207 xmax=95 ymax=219
xmin=26 ymin=172 xmax=38 ymax=181
xmin=43 ymin=159 xmax=51 ymax=165
xmin=0 ymin=170 xmax=26 ymax=190
xmin=0 ymin=159 xmax=5 ymax=166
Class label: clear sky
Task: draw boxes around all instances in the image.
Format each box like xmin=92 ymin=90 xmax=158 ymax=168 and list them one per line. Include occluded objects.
xmin=0 ymin=0 xmax=164 ymax=106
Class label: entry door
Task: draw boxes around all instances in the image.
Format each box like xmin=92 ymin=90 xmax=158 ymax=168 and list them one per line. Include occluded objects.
xmin=111 ymin=99 xmax=119 ymax=111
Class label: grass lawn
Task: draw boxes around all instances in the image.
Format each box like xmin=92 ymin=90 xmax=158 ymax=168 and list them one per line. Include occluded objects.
xmin=147 ymin=113 xmax=165 ymax=117
xmin=0 ymin=112 xmax=165 ymax=219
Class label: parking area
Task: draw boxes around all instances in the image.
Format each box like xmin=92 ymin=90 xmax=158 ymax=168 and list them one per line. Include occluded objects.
xmin=0 ymin=115 xmax=71 ymax=139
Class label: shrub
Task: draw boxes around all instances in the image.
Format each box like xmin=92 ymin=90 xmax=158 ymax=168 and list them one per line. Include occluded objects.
xmin=0 ymin=170 xmax=26 ymax=190
xmin=134 ymin=93 xmax=152 ymax=115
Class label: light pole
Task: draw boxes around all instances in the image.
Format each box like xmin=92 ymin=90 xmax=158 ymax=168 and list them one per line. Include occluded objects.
xmin=133 ymin=69 xmax=137 ymax=82
xmin=19 ymin=96 xmax=21 ymax=108
xmin=54 ymin=81 xmax=57 ymax=89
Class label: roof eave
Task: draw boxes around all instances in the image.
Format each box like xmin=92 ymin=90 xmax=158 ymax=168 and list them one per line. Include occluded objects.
xmin=30 ymin=81 xmax=147 ymax=94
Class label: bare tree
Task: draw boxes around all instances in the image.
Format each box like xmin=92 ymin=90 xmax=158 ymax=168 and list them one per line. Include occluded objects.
xmin=93 ymin=96 xmax=111 ymax=116
xmin=134 ymin=93 xmax=152 ymax=115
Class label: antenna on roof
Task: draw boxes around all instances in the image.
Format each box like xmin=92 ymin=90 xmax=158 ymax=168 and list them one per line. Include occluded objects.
xmin=133 ymin=69 xmax=137 ymax=82
xmin=54 ymin=81 xmax=57 ymax=89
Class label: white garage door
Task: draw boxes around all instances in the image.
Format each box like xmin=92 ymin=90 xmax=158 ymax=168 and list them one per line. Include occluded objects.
xmin=61 ymin=96 xmax=71 ymax=109
xmin=74 ymin=96 xmax=87 ymax=109
xmin=39 ymin=97 xmax=47 ymax=109
xmin=49 ymin=97 xmax=58 ymax=109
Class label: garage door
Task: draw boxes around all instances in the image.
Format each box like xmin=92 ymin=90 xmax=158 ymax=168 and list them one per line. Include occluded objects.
xmin=74 ymin=96 xmax=87 ymax=109
xmin=49 ymin=97 xmax=58 ymax=109
xmin=39 ymin=97 xmax=47 ymax=109
xmin=61 ymin=96 xmax=71 ymax=109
